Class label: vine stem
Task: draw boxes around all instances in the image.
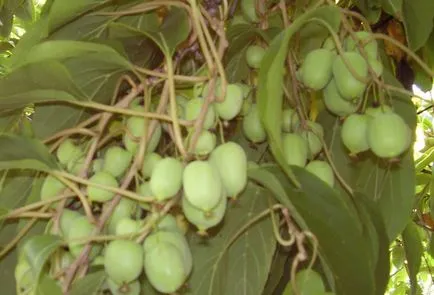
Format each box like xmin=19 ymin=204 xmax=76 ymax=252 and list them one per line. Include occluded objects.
xmin=134 ymin=66 xmax=208 ymax=83
xmin=43 ymin=128 xmax=97 ymax=144
xmin=5 ymin=212 xmax=53 ymax=219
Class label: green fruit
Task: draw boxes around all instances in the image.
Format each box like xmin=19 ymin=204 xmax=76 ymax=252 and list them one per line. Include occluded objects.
xmin=141 ymin=152 xmax=162 ymax=179
xmin=240 ymin=96 xmax=252 ymax=116
xmin=323 ymin=79 xmax=358 ymax=117
xmin=332 ymin=52 xmax=368 ymax=99
xmin=345 ymin=31 xmax=378 ymax=59
xmin=144 ymin=242 xmax=186 ymax=294
xmin=105 ymin=240 xmax=143 ymax=284
xmin=67 ymin=155 xmax=86 ymax=175
xmin=184 ymin=98 xmax=216 ymax=130
xmin=305 ymin=160 xmax=334 ymax=187
xmin=182 ymin=194 xmax=227 ymax=232
xmin=365 ymin=105 xmax=393 ymax=118
xmin=247 ymin=161 xmax=259 ymax=169
xmin=368 ymin=57 xmax=383 ymax=77
xmin=155 ymin=214 xmax=182 ymax=233
xmin=194 ymin=130 xmax=217 ymax=156
xmin=87 ymin=171 xmax=119 ymax=202
xmin=115 ymin=217 xmax=141 ymax=236
xmin=367 ymin=112 xmax=412 ymax=158
xmin=215 ymin=84 xmax=244 ymax=120
xmin=59 ymin=250 xmax=75 ymax=269
xmin=246 ymin=45 xmax=266 ymax=69
xmin=107 ymin=278 xmax=141 ymax=295
xmin=59 ymin=209 xmax=82 ymax=236
xmin=91 ymin=158 xmax=104 ymax=174
xmin=322 ymin=36 xmax=336 ymax=52
xmin=67 ymin=216 xmax=102 ymax=260
xmin=282 ymin=133 xmax=308 ymax=167
xmin=209 ymin=142 xmax=247 ymax=197
xmin=143 ymin=230 xmax=192 ymax=276
xmin=282 ymin=108 xmax=297 ymax=132
xmin=237 ymin=83 xmax=252 ymax=98
xmin=183 ymin=160 xmax=223 ymax=211
xmin=341 ymin=113 xmax=370 ymax=154
xmin=300 ymin=49 xmax=334 ymax=90
xmin=283 ymin=269 xmax=325 ymax=295
xmin=103 ymin=146 xmax=133 ymax=178
xmin=123 ymin=118 xmax=162 ymax=154
xmin=150 ymin=157 xmax=183 ymax=201
xmin=40 ymin=175 xmax=66 ymax=204
xmin=107 ymin=198 xmax=137 ymax=234
xmin=56 ymin=139 xmax=83 ymax=167
xmin=243 ymin=104 xmax=267 ymax=143
xmin=298 ymin=121 xmax=324 ymax=159
xmin=241 ymin=0 xmax=259 ymax=22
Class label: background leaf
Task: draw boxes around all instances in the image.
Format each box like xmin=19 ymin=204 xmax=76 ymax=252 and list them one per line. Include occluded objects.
xmin=402 ymin=0 xmax=434 ymax=51
xmin=36 ymin=274 xmax=63 ymax=295
xmin=70 ymin=269 xmax=106 ymax=295
xmin=402 ymin=222 xmax=423 ymax=295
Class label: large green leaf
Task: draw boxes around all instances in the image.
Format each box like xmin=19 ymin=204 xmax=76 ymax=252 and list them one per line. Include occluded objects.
xmin=402 ymin=222 xmax=423 ymax=295
xmin=256 ymin=5 xmax=341 ymax=187
xmin=186 ymin=182 xmax=277 ymax=295
xmin=402 ymin=0 xmax=434 ymax=51
xmin=249 ymin=165 xmax=377 ymax=295
xmin=36 ymin=274 xmax=63 ymax=295
xmin=70 ymin=269 xmax=106 ymax=295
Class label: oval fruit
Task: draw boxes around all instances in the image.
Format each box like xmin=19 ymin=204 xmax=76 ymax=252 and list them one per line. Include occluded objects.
xmin=209 ymin=142 xmax=247 ymax=197
xmin=341 ymin=113 xmax=370 ymax=154
xmin=105 ymin=240 xmax=143 ymax=284
xmin=323 ymin=79 xmax=358 ymax=117
xmin=150 ymin=157 xmax=183 ymax=201
xmin=367 ymin=112 xmax=412 ymax=158
xmin=290 ymin=269 xmax=326 ymax=295
xmin=40 ymin=175 xmax=66 ymax=204
xmin=322 ymin=36 xmax=336 ymax=52
xmin=184 ymin=98 xmax=216 ymax=130
xmin=246 ymin=45 xmax=266 ymax=69
xmin=368 ymin=58 xmax=383 ymax=78
xmin=67 ymin=156 xmax=86 ymax=175
xmin=103 ymin=146 xmax=133 ymax=178
xmin=282 ymin=133 xmax=308 ymax=167
xmin=241 ymin=0 xmax=259 ymax=22
xmin=115 ymin=217 xmax=141 ymax=236
xmin=345 ymin=31 xmax=378 ymax=59
xmin=298 ymin=121 xmax=324 ymax=159
xmin=215 ymin=84 xmax=244 ymax=120
xmin=141 ymin=152 xmax=162 ymax=179
xmin=106 ymin=198 xmax=137 ymax=234
xmin=155 ymin=214 xmax=183 ymax=233
xmin=365 ymin=105 xmax=393 ymax=118
xmin=240 ymin=96 xmax=252 ymax=116
xmin=123 ymin=118 xmax=162 ymax=154
xmin=87 ymin=171 xmax=119 ymax=202
xmin=243 ymin=104 xmax=267 ymax=143
xmin=281 ymin=108 xmax=297 ymax=132
xmin=305 ymin=160 xmax=334 ymax=187
xmin=300 ymin=48 xmax=334 ymax=90
xmin=56 ymin=139 xmax=83 ymax=167
xmin=182 ymin=161 xmax=222 ymax=211
xmin=91 ymin=158 xmax=104 ymax=174
xmin=332 ymin=52 xmax=368 ymax=99
xmin=193 ymin=130 xmax=216 ymax=156
xmin=59 ymin=209 xmax=82 ymax=236
xmin=107 ymin=278 xmax=141 ymax=295
xmin=67 ymin=216 xmax=102 ymax=260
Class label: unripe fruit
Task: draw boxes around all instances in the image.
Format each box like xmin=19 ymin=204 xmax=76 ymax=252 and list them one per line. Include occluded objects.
xmin=91 ymin=158 xmax=104 ymax=174
xmin=67 ymin=216 xmax=102 ymax=260
xmin=300 ymin=49 xmax=334 ymax=90
xmin=105 ymin=240 xmax=143 ymax=284
xmin=214 ymin=84 xmax=244 ymax=120
xmin=341 ymin=113 xmax=370 ymax=154
xmin=365 ymin=105 xmax=393 ymax=118
xmin=59 ymin=209 xmax=81 ymax=236
xmin=123 ymin=118 xmax=161 ymax=154
xmin=298 ymin=121 xmax=324 ymax=159
xmin=107 ymin=198 xmax=137 ymax=234
xmin=182 ymin=194 xmax=227 ymax=232
xmin=305 ymin=160 xmax=334 ymax=187
xmin=323 ymin=79 xmax=358 ymax=117
xmin=59 ymin=250 xmax=75 ymax=269
xmin=281 ymin=108 xmax=297 ymax=132
xmin=141 ymin=152 xmax=162 ymax=179
xmin=209 ymin=142 xmax=247 ymax=197
xmin=144 ymin=242 xmax=186 ymax=294
xmin=291 ymin=269 xmax=325 ymax=295
xmin=56 ymin=139 xmax=83 ymax=166
xmin=345 ymin=31 xmax=378 ymax=59
xmin=150 ymin=158 xmax=183 ymax=201
xmin=368 ymin=58 xmax=383 ymax=78
xmin=115 ymin=217 xmax=141 ymax=236
xmin=237 ymin=83 xmax=252 ymax=98
xmin=183 ymin=161 xmax=222 ymax=211
xmin=367 ymin=112 xmax=412 ymax=158
xmin=184 ymin=98 xmax=216 ymax=130
xmin=103 ymin=146 xmax=133 ymax=178
xmin=87 ymin=171 xmax=119 ymax=202
xmin=332 ymin=52 xmax=368 ymax=99
xmin=40 ymin=175 xmax=66 ymax=204
xmin=243 ymin=104 xmax=267 ymax=143
xmin=155 ymin=214 xmax=183 ymax=233
xmin=194 ymin=130 xmax=217 ymax=156
xmin=282 ymin=133 xmax=308 ymax=167
xmin=246 ymin=45 xmax=266 ymax=69
xmin=240 ymin=96 xmax=252 ymax=116
xmin=322 ymin=36 xmax=336 ymax=52
xmin=241 ymin=0 xmax=259 ymax=22
xmin=107 ymin=278 xmax=141 ymax=295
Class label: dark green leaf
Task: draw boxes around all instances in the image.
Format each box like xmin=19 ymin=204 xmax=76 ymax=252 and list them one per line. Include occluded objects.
xmin=402 ymin=0 xmax=434 ymax=51
xmin=0 ymin=134 xmax=59 ymax=171
xmin=36 ymin=275 xmax=63 ymax=295
xmin=262 ymin=247 xmax=290 ymax=295
xmin=402 ymin=222 xmax=423 ymax=295
xmin=225 ymin=46 xmax=250 ymax=83
xmin=186 ymin=182 xmax=277 ymax=295
xmin=70 ymin=270 xmax=106 ymax=295
xmin=412 ymin=62 xmax=433 ymax=92
xmin=352 ymin=0 xmax=382 ymax=23
xmin=381 ymin=0 xmax=403 ymax=19
xmin=0 ymin=7 xmax=13 ymax=37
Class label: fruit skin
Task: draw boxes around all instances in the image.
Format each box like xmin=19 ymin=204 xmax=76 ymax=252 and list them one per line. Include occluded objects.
xmin=59 ymin=209 xmax=82 ymax=236
xmin=141 ymin=152 xmax=162 ymax=179
xmin=323 ymin=79 xmax=358 ymax=117
xmin=214 ymin=84 xmax=244 ymax=120
xmin=105 ymin=240 xmax=144 ymax=284
xmin=368 ymin=57 xmax=383 ymax=78
xmin=365 ymin=105 xmax=392 ymax=118
xmin=40 ymin=175 xmax=66 ymax=204
xmin=67 ymin=216 xmax=102 ymax=260
xmin=305 ymin=160 xmax=334 ymax=187
xmin=184 ymin=98 xmax=216 ymax=130
xmin=288 ymin=269 xmax=326 ymax=295
xmin=282 ymin=133 xmax=308 ymax=167
xmin=67 ymin=155 xmax=86 ymax=175
xmin=107 ymin=198 xmax=137 ymax=234
xmin=298 ymin=121 xmax=324 ymax=159
xmin=332 ymin=52 xmax=368 ymax=99
xmin=345 ymin=31 xmax=378 ymax=59
xmin=322 ymin=36 xmax=336 ymax=52
xmin=107 ymin=278 xmax=141 ymax=295
xmin=300 ymin=48 xmax=335 ymax=90
xmin=341 ymin=113 xmax=370 ymax=154
xmin=246 ymin=45 xmax=266 ymax=69
xmin=243 ymin=104 xmax=267 ymax=143
xmin=102 ymin=146 xmax=133 ymax=178
xmin=115 ymin=217 xmax=141 ymax=236
xmin=150 ymin=157 xmax=183 ymax=201
xmin=367 ymin=112 xmax=412 ymax=158
xmin=87 ymin=171 xmax=119 ymax=202
xmin=154 ymin=214 xmax=183 ymax=233
xmin=193 ymin=130 xmax=217 ymax=156
xmin=56 ymin=139 xmax=83 ymax=167
xmin=209 ymin=142 xmax=248 ymax=197
xmin=241 ymin=0 xmax=259 ymax=22
xmin=281 ymin=108 xmax=297 ymax=132
xmin=182 ymin=160 xmax=223 ymax=211
xmin=123 ymin=118 xmax=162 ymax=154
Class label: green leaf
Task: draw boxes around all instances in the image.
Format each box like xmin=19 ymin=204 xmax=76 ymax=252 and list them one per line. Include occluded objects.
xmin=256 ymin=5 xmax=341 ymax=187
xmin=0 ymin=134 xmax=59 ymax=171
xmin=0 ymin=6 xmax=13 ymax=37
xmin=36 ymin=275 xmax=63 ymax=295
xmin=402 ymin=222 xmax=423 ymax=295
xmin=186 ymin=182 xmax=277 ymax=295
xmin=250 ymin=165 xmax=376 ymax=295
xmin=381 ymin=0 xmax=403 ymax=19
xmin=262 ymin=247 xmax=290 ymax=295
xmin=70 ymin=270 xmax=106 ymax=295
xmin=14 ymin=0 xmax=34 ymax=23
xmin=415 ymin=146 xmax=434 ymax=173
xmin=402 ymin=0 xmax=434 ymax=51
xmin=22 ymin=234 xmax=62 ymax=285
